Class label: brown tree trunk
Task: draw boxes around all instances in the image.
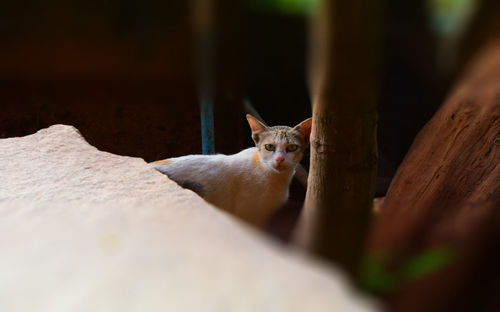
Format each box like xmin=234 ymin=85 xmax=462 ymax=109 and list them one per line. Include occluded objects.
xmin=366 ymin=38 xmax=500 ymax=312
xmin=296 ymin=0 xmax=381 ymax=275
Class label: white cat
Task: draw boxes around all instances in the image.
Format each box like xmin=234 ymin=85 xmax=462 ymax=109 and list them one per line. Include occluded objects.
xmin=151 ymin=114 xmax=312 ymax=227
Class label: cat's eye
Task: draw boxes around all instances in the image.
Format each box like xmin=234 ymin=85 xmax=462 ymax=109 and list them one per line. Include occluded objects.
xmin=286 ymin=144 xmax=298 ymax=152
xmin=264 ymin=144 xmax=275 ymax=151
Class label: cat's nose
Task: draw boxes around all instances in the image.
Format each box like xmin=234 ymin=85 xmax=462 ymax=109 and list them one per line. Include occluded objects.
xmin=275 ymin=156 xmax=285 ymax=164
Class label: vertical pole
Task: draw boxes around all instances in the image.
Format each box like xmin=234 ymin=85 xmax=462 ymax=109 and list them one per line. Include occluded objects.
xmin=192 ymin=0 xmax=215 ymax=154
xmin=199 ymin=98 xmax=215 ymax=155
xmin=212 ymin=0 xmax=243 ymax=154
xmin=296 ymin=0 xmax=381 ymax=276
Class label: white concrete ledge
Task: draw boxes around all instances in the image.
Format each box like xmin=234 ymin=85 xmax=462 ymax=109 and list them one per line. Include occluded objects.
xmin=0 ymin=125 xmax=377 ymax=312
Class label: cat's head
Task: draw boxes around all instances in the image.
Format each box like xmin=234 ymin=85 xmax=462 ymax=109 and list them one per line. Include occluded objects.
xmin=246 ymin=114 xmax=312 ymax=172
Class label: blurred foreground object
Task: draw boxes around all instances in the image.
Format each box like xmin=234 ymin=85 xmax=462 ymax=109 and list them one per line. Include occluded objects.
xmin=296 ymin=0 xmax=381 ymax=275
xmin=0 ymin=125 xmax=377 ymax=311
xmin=366 ymin=23 xmax=500 ymax=312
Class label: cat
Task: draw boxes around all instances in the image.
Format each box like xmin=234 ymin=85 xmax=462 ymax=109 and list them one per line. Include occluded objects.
xmin=151 ymin=114 xmax=312 ymax=227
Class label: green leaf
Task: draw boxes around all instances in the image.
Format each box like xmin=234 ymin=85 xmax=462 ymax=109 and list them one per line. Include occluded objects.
xmin=358 ymin=252 xmax=397 ymax=293
xmin=358 ymin=247 xmax=456 ymax=294
xmin=400 ymin=247 xmax=455 ymax=281
xmin=249 ymin=0 xmax=317 ymax=15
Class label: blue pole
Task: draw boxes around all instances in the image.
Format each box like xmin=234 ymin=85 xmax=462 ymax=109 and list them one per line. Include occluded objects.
xmin=200 ymin=97 xmax=215 ymax=154
xmin=193 ymin=0 xmax=216 ymax=155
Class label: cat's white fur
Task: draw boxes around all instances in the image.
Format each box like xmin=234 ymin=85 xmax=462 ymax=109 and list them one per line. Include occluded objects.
xmin=151 ymin=115 xmax=312 ymax=227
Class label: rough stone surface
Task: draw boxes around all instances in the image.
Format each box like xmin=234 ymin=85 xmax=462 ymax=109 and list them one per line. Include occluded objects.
xmin=0 ymin=125 xmax=376 ymax=312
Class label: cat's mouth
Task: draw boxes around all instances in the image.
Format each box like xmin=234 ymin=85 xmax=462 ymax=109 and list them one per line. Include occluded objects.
xmin=274 ymin=163 xmax=288 ymax=171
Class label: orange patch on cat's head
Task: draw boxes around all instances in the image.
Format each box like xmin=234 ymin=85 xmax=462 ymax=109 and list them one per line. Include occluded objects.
xmin=150 ymin=159 xmax=171 ymax=165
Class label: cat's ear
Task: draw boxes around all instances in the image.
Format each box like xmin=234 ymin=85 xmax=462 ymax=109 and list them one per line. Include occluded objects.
xmin=293 ymin=117 xmax=313 ymax=145
xmin=246 ymin=114 xmax=269 ymax=144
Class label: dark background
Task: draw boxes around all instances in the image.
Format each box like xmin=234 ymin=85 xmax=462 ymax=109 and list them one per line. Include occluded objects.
xmin=1 ymin=0 xmax=468 ymax=198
